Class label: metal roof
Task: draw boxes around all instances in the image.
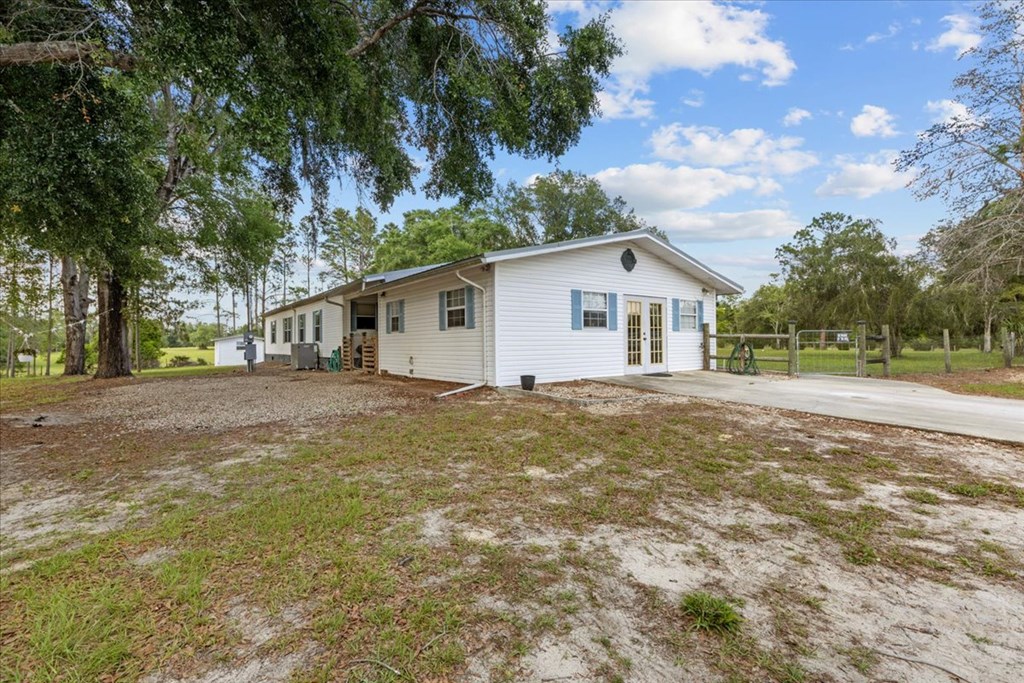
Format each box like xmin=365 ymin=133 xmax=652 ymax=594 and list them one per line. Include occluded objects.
xmin=212 ymin=334 xmax=265 ymax=342
xmin=363 ymin=229 xmax=744 ymax=296
xmin=264 ymin=229 xmax=743 ymax=315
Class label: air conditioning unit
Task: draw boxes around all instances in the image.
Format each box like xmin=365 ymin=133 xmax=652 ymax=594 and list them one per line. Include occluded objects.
xmin=291 ymin=343 xmax=319 ymax=370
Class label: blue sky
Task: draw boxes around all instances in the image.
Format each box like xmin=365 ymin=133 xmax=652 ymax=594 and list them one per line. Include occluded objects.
xmin=200 ymin=1 xmax=986 ymax=322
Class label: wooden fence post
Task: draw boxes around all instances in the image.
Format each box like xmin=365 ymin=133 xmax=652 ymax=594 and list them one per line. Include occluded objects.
xmin=788 ymin=321 xmax=797 ymax=377
xmin=702 ymin=323 xmax=711 ymax=371
xmin=856 ymin=321 xmax=867 ymax=378
xmin=943 ymin=329 xmax=952 ymax=373
xmin=1003 ymin=329 xmax=1013 ymax=368
xmin=881 ymin=324 xmax=891 ymax=377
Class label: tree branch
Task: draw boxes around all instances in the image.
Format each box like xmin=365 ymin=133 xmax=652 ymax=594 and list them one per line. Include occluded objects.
xmin=0 ymin=40 xmax=136 ymax=70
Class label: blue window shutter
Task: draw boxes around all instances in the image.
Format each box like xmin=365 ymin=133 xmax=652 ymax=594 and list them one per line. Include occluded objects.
xmin=465 ymin=286 xmax=476 ymax=329
xmin=398 ymin=300 xmax=405 ymax=333
xmin=350 ymin=304 xmax=357 ymax=333
xmin=571 ymin=289 xmax=583 ymax=330
xmin=672 ymin=298 xmax=681 ymax=332
xmin=608 ymin=293 xmax=618 ymax=331
xmin=697 ymin=300 xmax=705 ymax=330
xmin=438 ymin=291 xmax=447 ymax=330
xmin=385 ymin=302 xmax=392 ymax=334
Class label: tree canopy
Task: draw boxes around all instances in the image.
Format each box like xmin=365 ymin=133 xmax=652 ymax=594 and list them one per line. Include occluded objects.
xmin=774 ymin=212 xmax=925 ymax=352
xmin=2 ymin=0 xmax=622 ymax=376
xmin=372 ymin=207 xmax=516 ymax=272
xmin=489 ymin=170 xmax=652 ymax=244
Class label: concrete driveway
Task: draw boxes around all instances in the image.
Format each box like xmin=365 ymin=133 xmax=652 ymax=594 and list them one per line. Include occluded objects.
xmin=601 ymin=372 xmax=1024 ymax=444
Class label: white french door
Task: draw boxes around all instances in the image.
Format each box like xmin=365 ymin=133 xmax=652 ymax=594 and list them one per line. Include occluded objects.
xmin=624 ymin=296 xmax=667 ymax=375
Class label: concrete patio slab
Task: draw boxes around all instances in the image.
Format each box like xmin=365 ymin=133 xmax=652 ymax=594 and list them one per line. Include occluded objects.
xmin=600 ymin=372 xmax=1024 ymax=444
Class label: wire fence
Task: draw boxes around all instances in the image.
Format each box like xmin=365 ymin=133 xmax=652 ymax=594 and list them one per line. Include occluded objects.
xmin=714 ymin=330 xmax=1022 ymax=376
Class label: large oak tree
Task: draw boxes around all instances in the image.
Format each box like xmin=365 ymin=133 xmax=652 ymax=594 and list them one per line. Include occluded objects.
xmin=2 ymin=0 xmax=621 ymax=376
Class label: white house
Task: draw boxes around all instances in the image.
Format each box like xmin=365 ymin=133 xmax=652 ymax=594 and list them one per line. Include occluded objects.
xmin=262 ymin=229 xmax=742 ymax=386
xmin=213 ymin=334 xmax=265 ymax=366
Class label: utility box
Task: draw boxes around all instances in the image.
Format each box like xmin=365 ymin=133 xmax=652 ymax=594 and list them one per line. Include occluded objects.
xmin=214 ymin=333 xmax=264 ymax=367
xmin=291 ymin=343 xmax=320 ymax=370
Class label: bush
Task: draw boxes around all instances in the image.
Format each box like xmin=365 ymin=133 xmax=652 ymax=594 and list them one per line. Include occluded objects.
xmin=167 ymin=355 xmax=198 ymax=368
xmin=909 ymin=337 xmax=935 ymax=352
xmin=680 ymin=591 xmax=744 ymax=634
xmin=196 ymin=358 xmax=208 ymax=366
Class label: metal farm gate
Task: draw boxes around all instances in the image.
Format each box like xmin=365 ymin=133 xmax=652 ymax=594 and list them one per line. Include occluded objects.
xmin=797 ymin=329 xmax=858 ymax=375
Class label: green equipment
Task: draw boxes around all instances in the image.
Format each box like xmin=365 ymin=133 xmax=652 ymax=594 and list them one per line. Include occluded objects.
xmin=327 ymin=348 xmax=342 ymax=373
xmin=727 ymin=342 xmax=760 ymax=375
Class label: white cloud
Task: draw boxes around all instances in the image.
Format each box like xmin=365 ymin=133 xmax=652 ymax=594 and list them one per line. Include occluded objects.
xmin=782 ymin=107 xmax=812 ymax=127
xmin=850 ymin=105 xmax=898 ymax=138
xmin=866 ymin=22 xmax=902 ymax=44
xmin=597 ymin=84 xmax=655 ymax=120
xmin=925 ymin=99 xmax=972 ymax=125
xmin=657 ymin=209 xmax=802 ymax=242
xmin=649 ymin=124 xmax=819 ymax=176
xmin=682 ymin=89 xmax=705 ymax=108
xmin=594 ymin=1 xmax=794 ymax=119
xmin=927 ymin=14 xmax=982 ymax=56
xmin=707 ymin=253 xmax=779 ymax=269
xmin=815 ymin=152 xmax=915 ymax=199
xmin=593 ymin=162 xmax=770 ymax=211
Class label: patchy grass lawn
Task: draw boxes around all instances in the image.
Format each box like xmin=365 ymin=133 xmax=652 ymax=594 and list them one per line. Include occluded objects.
xmin=2 ymin=371 xmax=1022 ymax=682
xmin=891 ymin=367 xmax=1024 ymax=400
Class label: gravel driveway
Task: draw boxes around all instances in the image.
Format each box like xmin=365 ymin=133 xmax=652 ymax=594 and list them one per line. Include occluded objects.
xmin=73 ymin=367 xmax=427 ymax=432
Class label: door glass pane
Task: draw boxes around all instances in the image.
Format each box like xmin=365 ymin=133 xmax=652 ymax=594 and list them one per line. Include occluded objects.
xmin=627 ymin=300 xmax=642 ymax=366
xmin=649 ymin=302 xmax=664 ymax=364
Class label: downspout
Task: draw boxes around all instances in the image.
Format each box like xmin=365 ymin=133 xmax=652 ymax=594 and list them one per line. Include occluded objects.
xmin=436 ymin=267 xmax=487 ymax=398
xmin=324 ymin=296 xmax=345 ymax=361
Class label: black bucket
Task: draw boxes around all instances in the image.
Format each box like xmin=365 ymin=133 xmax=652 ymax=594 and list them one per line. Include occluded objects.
xmin=520 ymin=374 xmax=536 ymax=391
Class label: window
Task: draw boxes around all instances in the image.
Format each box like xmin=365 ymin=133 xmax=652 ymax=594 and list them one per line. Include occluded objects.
xmin=270 ymin=320 xmax=277 ymax=344
xmin=445 ymin=288 xmax=466 ymax=328
xmin=283 ymin=317 xmax=293 ymax=343
xmin=582 ymin=291 xmax=607 ymax=328
xmin=680 ymin=300 xmax=697 ymax=330
xmin=313 ymin=309 xmax=322 ymax=343
xmin=389 ymin=303 xmax=401 ymax=332
xmin=297 ymin=313 xmax=306 ymax=342
xmin=354 ymin=302 xmax=377 ymax=330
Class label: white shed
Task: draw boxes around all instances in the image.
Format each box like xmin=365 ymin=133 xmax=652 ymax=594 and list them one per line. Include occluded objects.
xmin=213 ymin=334 xmax=265 ymax=366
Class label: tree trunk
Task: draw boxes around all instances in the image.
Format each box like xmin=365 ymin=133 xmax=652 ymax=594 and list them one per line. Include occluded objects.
xmin=95 ymin=270 xmax=133 ymax=378
xmin=5 ymin=323 xmax=15 ymax=378
xmin=61 ymin=255 xmax=90 ymax=375
xmin=260 ymin=269 xmax=267 ymax=330
xmin=135 ymin=297 xmax=141 ymax=372
xmin=983 ymin=309 xmax=994 ymax=353
xmin=46 ymin=256 xmax=54 ymax=375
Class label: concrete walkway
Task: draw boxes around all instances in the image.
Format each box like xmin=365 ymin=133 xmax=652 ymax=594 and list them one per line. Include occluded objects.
xmin=601 ymin=372 xmax=1024 ymax=444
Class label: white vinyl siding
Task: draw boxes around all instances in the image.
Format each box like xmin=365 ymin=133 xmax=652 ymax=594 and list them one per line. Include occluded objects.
xmin=378 ymin=269 xmax=493 ymax=384
xmin=493 ymin=241 xmax=715 ymax=386
xmin=262 ymin=299 xmax=345 ymax=360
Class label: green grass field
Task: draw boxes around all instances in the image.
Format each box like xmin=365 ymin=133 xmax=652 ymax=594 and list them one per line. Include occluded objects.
xmin=717 ymin=344 xmax=1019 ymax=376
xmin=3 ymin=347 xmax=216 ymax=378
xmin=160 ymin=346 xmax=215 ymax=366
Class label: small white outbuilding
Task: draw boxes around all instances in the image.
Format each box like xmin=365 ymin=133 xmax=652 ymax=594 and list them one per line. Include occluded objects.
xmin=213 ymin=334 xmax=265 ymax=367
